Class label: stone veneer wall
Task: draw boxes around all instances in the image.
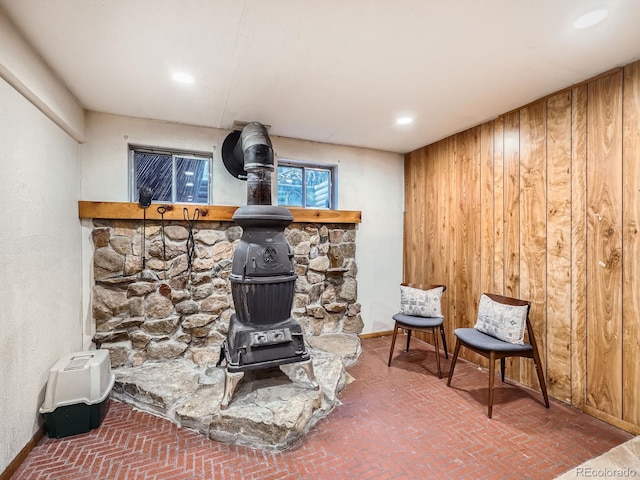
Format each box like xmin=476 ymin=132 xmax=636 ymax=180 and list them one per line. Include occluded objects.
xmin=90 ymin=218 xmax=362 ymax=368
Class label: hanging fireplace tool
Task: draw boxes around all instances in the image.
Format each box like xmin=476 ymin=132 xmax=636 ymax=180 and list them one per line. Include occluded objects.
xmin=156 ymin=205 xmax=170 ymax=275
xmin=138 ymin=187 xmax=153 ymax=269
xmin=216 ymin=122 xmax=318 ymax=409
xmin=183 ymin=206 xmax=200 ymax=271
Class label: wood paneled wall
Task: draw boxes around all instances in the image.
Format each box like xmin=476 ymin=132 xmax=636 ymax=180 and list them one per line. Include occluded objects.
xmin=404 ymin=61 xmax=640 ymax=433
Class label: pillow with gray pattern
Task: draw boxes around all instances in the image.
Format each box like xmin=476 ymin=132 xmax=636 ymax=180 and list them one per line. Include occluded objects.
xmin=400 ymin=285 xmax=444 ymax=318
xmin=474 ymin=294 xmax=528 ymax=345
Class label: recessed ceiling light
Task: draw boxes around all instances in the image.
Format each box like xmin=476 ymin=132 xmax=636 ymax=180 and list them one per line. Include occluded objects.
xmin=172 ymin=71 xmax=194 ymax=84
xmin=396 ymin=116 xmax=414 ymax=126
xmin=185 ymin=182 xmax=194 ymax=187
xmin=184 ymin=171 xmax=194 ymax=176
xmin=573 ymin=9 xmax=608 ymax=29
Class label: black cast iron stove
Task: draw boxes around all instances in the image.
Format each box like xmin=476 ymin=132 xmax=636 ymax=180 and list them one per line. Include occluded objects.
xmin=217 ymin=122 xmax=318 ymax=408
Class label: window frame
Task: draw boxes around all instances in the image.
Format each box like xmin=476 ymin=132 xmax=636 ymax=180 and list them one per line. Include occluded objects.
xmin=276 ymin=158 xmax=338 ymax=210
xmin=128 ymin=145 xmax=213 ymax=205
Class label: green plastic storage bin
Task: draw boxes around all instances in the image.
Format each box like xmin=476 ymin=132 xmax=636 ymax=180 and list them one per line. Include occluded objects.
xmin=39 ymin=350 xmax=114 ymax=438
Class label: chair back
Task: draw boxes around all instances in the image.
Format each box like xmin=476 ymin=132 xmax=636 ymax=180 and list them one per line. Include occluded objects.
xmin=482 ymin=293 xmax=532 ymax=344
xmin=483 ymin=292 xmax=529 ymax=309
xmin=402 ymin=283 xmax=447 ymax=293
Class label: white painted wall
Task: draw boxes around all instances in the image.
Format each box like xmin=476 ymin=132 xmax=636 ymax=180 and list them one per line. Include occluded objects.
xmin=80 ymin=112 xmax=244 ymax=205
xmin=273 ymin=137 xmax=405 ymax=334
xmin=0 ymin=10 xmax=85 ymax=141
xmin=0 ymin=77 xmax=82 ymax=472
xmin=80 ymin=112 xmax=404 ymax=339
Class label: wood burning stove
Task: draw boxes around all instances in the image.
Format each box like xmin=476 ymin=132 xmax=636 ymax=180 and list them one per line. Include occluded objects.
xmin=217 ymin=122 xmax=318 ymax=408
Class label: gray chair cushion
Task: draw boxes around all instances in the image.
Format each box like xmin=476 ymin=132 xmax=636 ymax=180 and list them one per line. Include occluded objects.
xmin=393 ymin=313 xmax=444 ymax=328
xmin=454 ymin=328 xmax=533 ymax=353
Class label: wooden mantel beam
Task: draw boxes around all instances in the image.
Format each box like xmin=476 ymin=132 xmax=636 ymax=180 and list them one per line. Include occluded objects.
xmin=78 ymin=201 xmax=362 ymax=224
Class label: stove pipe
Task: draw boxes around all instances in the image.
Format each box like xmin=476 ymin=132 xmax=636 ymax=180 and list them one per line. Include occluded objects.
xmin=237 ymin=122 xmax=274 ymax=205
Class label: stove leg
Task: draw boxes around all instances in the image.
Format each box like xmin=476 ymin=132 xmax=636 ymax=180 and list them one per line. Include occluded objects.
xmin=220 ymin=370 xmax=244 ymax=410
xmin=299 ymin=360 xmax=320 ymax=390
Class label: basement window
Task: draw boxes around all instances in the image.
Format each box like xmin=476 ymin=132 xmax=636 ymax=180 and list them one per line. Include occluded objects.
xmin=276 ymin=159 xmax=337 ymax=209
xmin=129 ymin=146 xmax=212 ymax=204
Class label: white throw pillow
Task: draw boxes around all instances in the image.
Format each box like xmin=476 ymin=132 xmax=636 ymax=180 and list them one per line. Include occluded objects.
xmin=474 ymin=294 xmax=528 ymax=345
xmin=399 ymin=285 xmax=444 ymax=318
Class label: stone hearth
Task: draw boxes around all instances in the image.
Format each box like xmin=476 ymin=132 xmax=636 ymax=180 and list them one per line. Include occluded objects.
xmin=110 ymin=333 xmax=361 ymax=450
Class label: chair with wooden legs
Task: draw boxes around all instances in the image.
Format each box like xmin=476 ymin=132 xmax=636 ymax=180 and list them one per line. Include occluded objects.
xmin=446 ymin=293 xmax=550 ymax=418
xmin=388 ymin=283 xmax=448 ymax=378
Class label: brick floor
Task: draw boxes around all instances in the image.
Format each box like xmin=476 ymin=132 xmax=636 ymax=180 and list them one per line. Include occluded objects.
xmin=12 ymin=336 xmax=633 ymax=479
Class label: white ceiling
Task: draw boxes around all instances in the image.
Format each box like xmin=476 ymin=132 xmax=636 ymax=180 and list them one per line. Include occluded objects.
xmin=2 ymin=0 xmax=640 ymax=154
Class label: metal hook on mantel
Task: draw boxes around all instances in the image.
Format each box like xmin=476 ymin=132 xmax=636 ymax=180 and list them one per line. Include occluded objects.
xmin=198 ymin=208 xmax=208 ymax=217
xmin=183 ymin=207 xmax=201 ymax=271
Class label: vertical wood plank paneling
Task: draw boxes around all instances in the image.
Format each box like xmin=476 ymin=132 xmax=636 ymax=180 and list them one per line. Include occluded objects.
xmin=443 ymin=137 xmax=457 ymax=344
xmin=402 ymin=61 xmax=640 ymax=433
xmin=480 ymin=122 xmax=495 ymax=295
xmin=405 ymin=147 xmax=428 ymax=342
xmin=470 ymin=126 xmax=482 ymax=316
xmin=622 ymin=62 xmax=640 ymax=425
xmin=453 ymin=129 xmax=482 ymax=365
xmin=519 ymin=101 xmax=547 ymax=387
xmin=402 ymin=152 xmax=415 ymax=280
xmin=493 ymin=117 xmax=505 ymax=294
xmin=415 ymin=149 xmax=428 ymax=282
xmin=432 ymin=142 xmax=455 ymax=330
xmin=434 ymin=142 xmax=451 ymax=331
xmin=503 ymin=111 xmax=521 ymax=379
xmin=571 ymin=85 xmax=588 ymax=408
xmin=475 ymin=121 xmax=496 ymax=370
xmin=454 ymin=130 xmax=474 ymax=329
xmin=586 ymin=71 xmax=623 ymax=418
xmin=403 ymin=150 xmax=422 ymax=281
xmin=546 ymin=91 xmax=573 ymax=402
xmin=503 ymin=112 xmax=521 ymax=299
xmin=424 ymin=147 xmax=437 ymax=281
xmin=417 ymin=148 xmax=428 ymax=282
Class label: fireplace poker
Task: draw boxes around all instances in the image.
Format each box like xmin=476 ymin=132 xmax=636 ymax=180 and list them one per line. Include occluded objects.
xmin=138 ymin=187 xmax=153 ymax=269
xmin=157 ymin=205 xmax=169 ymax=273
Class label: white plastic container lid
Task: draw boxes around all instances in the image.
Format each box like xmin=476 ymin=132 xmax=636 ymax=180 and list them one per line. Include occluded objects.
xmin=39 ymin=350 xmax=115 ymax=414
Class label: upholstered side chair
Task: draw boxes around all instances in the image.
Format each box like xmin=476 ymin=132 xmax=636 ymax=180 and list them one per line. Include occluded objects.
xmin=446 ymin=293 xmax=550 ymax=418
xmin=388 ymin=283 xmax=448 ymax=378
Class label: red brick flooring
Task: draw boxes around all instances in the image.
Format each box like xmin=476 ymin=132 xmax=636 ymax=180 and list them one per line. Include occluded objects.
xmin=12 ymin=336 xmax=633 ymax=479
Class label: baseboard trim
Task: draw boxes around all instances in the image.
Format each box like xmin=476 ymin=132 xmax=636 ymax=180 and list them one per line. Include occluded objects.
xmin=581 ymin=405 xmax=640 ymax=435
xmin=359 ymin=330 xmax=393 ymax=339
xmin=0 ymin=426 xmax=45 ymax=480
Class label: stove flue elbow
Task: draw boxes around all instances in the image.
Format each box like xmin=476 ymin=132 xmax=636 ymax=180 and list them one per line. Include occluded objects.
xmin=240 ymin=122 xmax=274 ymax=172
xmin=240 ymin=122 xmax=274 ymax=206
xmin=222 ymin=121 xmax=275 ymax=205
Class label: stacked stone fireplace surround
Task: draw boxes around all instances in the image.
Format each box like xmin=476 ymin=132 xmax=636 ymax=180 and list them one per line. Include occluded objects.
xmin=89 ymin=217 xmax=363 ymax=449
xmin=91 ymin=218 xmax=363 ymax=368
